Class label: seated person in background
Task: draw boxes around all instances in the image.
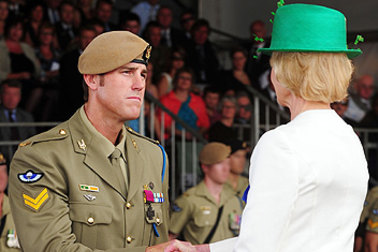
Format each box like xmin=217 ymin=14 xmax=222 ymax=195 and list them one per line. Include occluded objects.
xmin=203 ymin=86 xmax=221 ymax=125
xmin=0 ymin=16 xmax=41 ymax=107
xmin=235 ymin=91 xmax=253 ymax=124
xmin=208 ymin=96 xmax=238 ymax=143
xmin=156 ymin=48 xmax=186 ymax=98
xmin=120 ymin=11 xmax=141 ymax=35
xmin=344 ymin=75 xmax=375 ymax=125
xmin=157 ymin=67 xmax=209 ymax=140
xmin=169 ymin=142 xmax=243 ymax=244
xmin=185 ymin=19 xmax=219 ymax=87
xmin=220 ymin=47 xmax=252 ymax=94
xmin=0 ymin=80 xmax=36 ymax=162
xmin=225 ymin=139 xmax=249 ymax=199
xmin=0 ymin=153 xmax=21 ymax=251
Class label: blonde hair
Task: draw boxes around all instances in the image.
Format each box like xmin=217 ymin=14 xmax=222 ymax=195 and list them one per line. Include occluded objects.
xmin=270 ymin=52 xmax=354 ymax=103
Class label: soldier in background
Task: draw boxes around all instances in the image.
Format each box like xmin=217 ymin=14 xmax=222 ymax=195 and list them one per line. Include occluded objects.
xmin=169 ymin=142 xmax=243 ymax=244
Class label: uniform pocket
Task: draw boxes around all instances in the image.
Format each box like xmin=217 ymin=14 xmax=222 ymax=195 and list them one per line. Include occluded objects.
xmin=144 ymin=203 xmax=164 ymax=226
xmin=69 ymin=203 xmax=112 ymax=248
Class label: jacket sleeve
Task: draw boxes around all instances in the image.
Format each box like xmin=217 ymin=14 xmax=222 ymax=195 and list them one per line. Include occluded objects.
xmin=211 ymin=129 xmax=299 ymax=252
xmin=8 ymin=144 xmax=148 ymax=252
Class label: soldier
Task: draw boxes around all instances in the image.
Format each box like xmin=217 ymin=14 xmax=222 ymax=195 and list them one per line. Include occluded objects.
xmin=169 ymin=142 xmax=243 ymax=245
xmin=8 ymin=31 xmax=187 ymax=251
xmin=225 ymin=139 xmax=249 ymax=199
xmin=0 ymin=153 xmax=20 ymax=251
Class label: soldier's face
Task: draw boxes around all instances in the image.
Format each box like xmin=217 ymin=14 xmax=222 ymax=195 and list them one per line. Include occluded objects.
xmin=91 ymin=62 xmax=147 ymax=121
xmin=1 ymin=85 xmax=21 ymax=110
xmin=230 ymin=150 xmax=247 ymax=175
xmin=204 ymin=158 xmax=231 ymax=185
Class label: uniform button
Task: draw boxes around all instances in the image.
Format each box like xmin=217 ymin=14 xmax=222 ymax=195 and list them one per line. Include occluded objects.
xmin=126 ymin=236 xmax=133 ymax=243
xmin=59 ymin=129 xmax=67 ymax=135
xmin=126 ymin=202 xmax=132 ymax=209
xmin=87 ymin=217 xmax=94 ymax=224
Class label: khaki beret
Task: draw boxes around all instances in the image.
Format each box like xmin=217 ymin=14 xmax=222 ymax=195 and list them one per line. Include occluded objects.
xmin=78 ymin=31 xmax=151 ymax=74
xmin=199 ymin=142 xmax=231 ymax=165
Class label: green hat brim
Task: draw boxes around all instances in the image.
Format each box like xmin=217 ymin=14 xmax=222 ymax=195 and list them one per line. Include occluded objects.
xmin=258 ymin=47 xmax=362 ymax=59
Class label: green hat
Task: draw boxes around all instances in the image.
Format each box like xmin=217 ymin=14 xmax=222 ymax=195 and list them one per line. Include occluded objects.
xmin=258 ymin=3 xmax=362 ymax=59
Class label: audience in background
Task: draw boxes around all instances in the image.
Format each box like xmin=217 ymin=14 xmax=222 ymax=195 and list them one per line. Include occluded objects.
xmin=45 ymin=0 xmax=61 ymax=25
xmin=119 ymin=11 xmax=141 ymax=35
xmin=220 ymin=47 xmax=252 ymax=94
xmin=244 ymin=20 xmax=270 ymax=89
xmin=143 ymin=20 xmax=170 ymax=77
xmin=157 ymin=48 xmax=185 ymax=97
xmin=74 ymin=0 xmax=94 ymax=27
xmin=208 ymin=96 xmax=238 ymax=143
xmin=0 ymin=80 xmax=36 ymax=162
xmin=235 ymin=91 xmax=252 ymax=124
xmin=0 ymin=0 xmax=9 ymax=39
xmin=57 ymin=25 xmax=96 ymax=121
xmin=157 ymin=67 xmax=209 ymax=140
xmin=0 ymin=16 xmax=41 ymax=108
xmin=344 ymin=75 xmax=375 ymax=125
xmin=185 ymin=19 xmax=219 ymax=88
xmin=55 ymin=1 xmax=77 ymax=51
xmin=131 ymin=0 xmax=160 ymax=34
xmin=203 ymin=86 xmax=221 ymax=125
xmin=156 ymin=5 xmax=185 ymax=49
xmin=94 ymin=0 xmax=116 ymax=32
xmin=30 ymin=23 xmax=61 ymax=121
xmin=24 ymin=2 xmax=46 ymax=48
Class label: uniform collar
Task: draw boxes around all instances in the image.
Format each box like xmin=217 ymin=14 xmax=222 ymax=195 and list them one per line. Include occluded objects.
xmin=195 ymin=180 xmax=236 ymax=206
xmin=79 ymin=106 xmax=127 ymax=160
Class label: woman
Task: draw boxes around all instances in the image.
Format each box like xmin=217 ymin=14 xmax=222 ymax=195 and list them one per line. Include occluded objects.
xmin=157 ymin=67 xmax=209 ymax=140
xmin=0 ymin=17 xmax=41 ymax=108
xmin=207 ymin=96 xmax=238 ymax=143
xmin=24 ymin=2 xmax=46 ymax=48
xmin=220 ymin=47 xmax=252 ymax=95
xmin=0 ymin=0 xmax=9 ymax=39
xmin=195 ymin=4 xmax=369 ymax=252
xmin=157 ymin=48 xmax=186 ymax=98
xmin=28 ymin=23 xmax=61 ymax=120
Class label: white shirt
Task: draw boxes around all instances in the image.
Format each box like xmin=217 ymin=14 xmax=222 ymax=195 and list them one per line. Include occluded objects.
xmin=210 ymin=109 xmax=368 ymax=252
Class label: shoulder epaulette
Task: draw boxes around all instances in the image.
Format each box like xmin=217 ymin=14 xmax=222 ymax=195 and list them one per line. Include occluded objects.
xmin=126 ymin=127 xmax=160 ymax=145
xmin=19 ymin=127 xmax=69 ymax=147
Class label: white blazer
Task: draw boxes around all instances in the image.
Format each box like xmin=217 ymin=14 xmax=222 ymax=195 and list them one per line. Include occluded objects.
xmin=210 ymin=109 xmax=369 ymax=252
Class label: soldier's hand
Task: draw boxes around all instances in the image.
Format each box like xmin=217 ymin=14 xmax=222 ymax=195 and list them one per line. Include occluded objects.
xmin=146 ymin=239 xmax=195 ymax=252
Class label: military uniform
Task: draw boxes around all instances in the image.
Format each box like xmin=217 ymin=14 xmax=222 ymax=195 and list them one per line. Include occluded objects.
xmin=363 ymin=186 xmax=378 ymax=233
xmin=9 ymin=108 xmax=169 ymax=251
xmin=0 ymin=195 xmax=20 ymax=251
xmin=226 ymin=176 xmax=249 ymax=199
xmin=170 ymin=181 xmax=243 ymax=245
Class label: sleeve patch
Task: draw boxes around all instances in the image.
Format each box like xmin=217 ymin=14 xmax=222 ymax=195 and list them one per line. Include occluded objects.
xmin=22 ymin=188 xmax=49 ymax=211
xmin=18 ymin=170 xmax=44 ymax=183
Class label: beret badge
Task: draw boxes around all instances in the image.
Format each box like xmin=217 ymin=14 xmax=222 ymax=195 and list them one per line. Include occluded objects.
xmin=143 ymin=45 xmax=152 ymax=62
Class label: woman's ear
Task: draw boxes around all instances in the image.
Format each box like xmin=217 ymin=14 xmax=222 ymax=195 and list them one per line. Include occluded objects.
xmin=83 ymin=74 xmax=100 ymax=91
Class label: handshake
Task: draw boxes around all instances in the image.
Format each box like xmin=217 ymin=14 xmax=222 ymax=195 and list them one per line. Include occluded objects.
xmin=146 ymin=239 xmax=210 ymax=252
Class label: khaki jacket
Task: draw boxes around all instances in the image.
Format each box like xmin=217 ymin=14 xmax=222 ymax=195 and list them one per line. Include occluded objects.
xmin=0 ymin=195 xmax=21 ymax=252
xmin=169 ymin=181 xmax=243 ymax=245
xmin=9 ymin=109 xmax=169 ymax=251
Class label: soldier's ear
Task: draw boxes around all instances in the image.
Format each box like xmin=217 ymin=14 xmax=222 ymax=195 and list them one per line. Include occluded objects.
xmin=83 ymin=74 xmax=100 ymax=91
